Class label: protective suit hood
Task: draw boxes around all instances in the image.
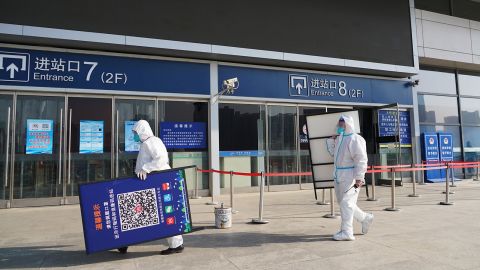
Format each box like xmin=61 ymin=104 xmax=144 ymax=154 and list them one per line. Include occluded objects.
xmin=132 ymin=120 xmax=154 ymax=142
xmin=340 ymin=115 xmax=355 ymax=134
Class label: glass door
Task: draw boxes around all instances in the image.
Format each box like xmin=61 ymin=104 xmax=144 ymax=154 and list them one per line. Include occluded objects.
xmin=114 ymin=98 xmax=156 ymax=178
xmin=0 ymin=94 xmax=13 ymax=208
xmin=267 ymin=105 xmax=298 ymax=191
xmin=12 ymin=95 xmax=65 ymax=206
xmin=66 ymin=97 xmax=112 ymax=198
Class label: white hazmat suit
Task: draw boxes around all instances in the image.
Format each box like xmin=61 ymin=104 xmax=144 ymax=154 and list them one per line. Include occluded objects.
xmin=133 ymin=120 xmax=184 ymax=249
xmin=326 ymin=115 xmax=373 ymax=241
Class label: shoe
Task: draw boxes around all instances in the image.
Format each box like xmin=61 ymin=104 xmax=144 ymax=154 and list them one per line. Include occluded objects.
xmin=362 ymin=213 xmax=374 ymax=235
xmin=160 ymin=245 xmax=184 ymax=255
xmin=118 ymin=247 xmax=128 ymax=254
xmin=333 ymin=231 xmax=355 ymax=241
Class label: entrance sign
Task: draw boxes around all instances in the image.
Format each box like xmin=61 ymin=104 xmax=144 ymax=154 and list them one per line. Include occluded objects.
xmin=79 ymin=167 xmax=193 ymax=254
xmin=0 ymin=47 xmax=210 ymax=95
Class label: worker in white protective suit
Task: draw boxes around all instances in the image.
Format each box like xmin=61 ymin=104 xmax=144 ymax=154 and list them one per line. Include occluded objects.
xmin=326 ymin=115 xmax=374 ymax=241
xmin=117 ymin=120 xmax=184 ymax=255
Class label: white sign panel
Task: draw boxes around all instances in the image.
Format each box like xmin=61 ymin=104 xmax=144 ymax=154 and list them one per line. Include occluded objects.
xmin=306 ymin=111 xmax=360 ymax=190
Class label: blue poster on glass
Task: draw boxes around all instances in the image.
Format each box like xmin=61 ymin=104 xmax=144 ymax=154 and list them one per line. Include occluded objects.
xmin=79 ymin=167 xmax=193 ymax=254
xmin=79 ymin=120 xmax=104 ymax=154
xmin=378 ymin=110 xmax=411 ymax=145
xmin=160 ymin=122 xmax=207 ymax=149
xmin=26 ymin=119 xmax=54 ymax=154
xmin=125 ymin=121 xmax=140 ymax=152
xmin=422 ymin=132 xmax=442 ymax=182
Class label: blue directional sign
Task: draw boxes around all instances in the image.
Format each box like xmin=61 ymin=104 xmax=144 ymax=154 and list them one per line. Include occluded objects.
xmin=219 ymin=65 xmax=413 ymax=105
xmin=0 ymin=51 xmax=30 ymax=82
xmin=289 ymin=74 xmax=309 ymax=97
xmin=79 ymin=167 xmax=193 ymax=254
xmin=0 ymin=47 xmax=210 ymax=95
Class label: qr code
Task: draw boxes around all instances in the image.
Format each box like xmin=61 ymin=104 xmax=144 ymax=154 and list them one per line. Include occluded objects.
xmin=117 ymin=188 xmax=160 ymax=232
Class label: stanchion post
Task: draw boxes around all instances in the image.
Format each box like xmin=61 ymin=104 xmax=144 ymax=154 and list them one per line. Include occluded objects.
xmin=385 ymin=168 xmax=400 ymax=211
xmin=442 ymin=165 xmax=455 ymax=195
xmin=440 ymin=165 xmax=454 ymax=205
xmin=251 ymin=172 xmax=269 ymax=224
xmin=316 ymin=188 xmax=331 ymax=205
xmin=474 ymin=163 xmax=480 ymax=181
xmin=191 ymin=167 xmax=202 ymax=199
xmin=419 ymin=163 xmax=427 ymax=185
xmin=323 ymin=188 xmax=339 ymax=218
xmin=230 ymin=171 xmax=238 ymax=214
xmin=409 ymin=165 xmax=420 ymax=197
xmin=449 ymin=163 xmax=456 ymax=187
xmin=367 ymin=170 xmax=378 ymax=201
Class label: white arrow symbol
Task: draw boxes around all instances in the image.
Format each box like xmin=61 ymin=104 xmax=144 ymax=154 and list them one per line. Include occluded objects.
xmin=295 ymin=83 xmax=303 ymax=94
xmin=6 ymin=63 xmax=18 ymax=79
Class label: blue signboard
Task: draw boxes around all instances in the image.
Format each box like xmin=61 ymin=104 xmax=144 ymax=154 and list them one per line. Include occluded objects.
xmin=218 ymin=65 xmax=413 ymax=105
xmin=160 ymin=122 xmax=207 ymax=149
xmin=219 ymin=150 xmax=265 ymax=157
xmin=378 ymin=110 xmax=411 ymax=145
xmin=438 ymin=133 xmax=454 ymax=161
xmin=422 ymin=133 xmax=442 ymax=182
xmin=80 ymin=120 xmax=104 ymax=154
xmin=26 ymin=119 xmax=54 ymax=154
xmin=79 ymin=168 xmax=192 ymax=254
xmin=438 ymin=133 xmax=454 ymax=180
xmin=125 ymin=121 xmax=140 ymax=152
xmin=0 ymin=47 xmax=209 ymax=94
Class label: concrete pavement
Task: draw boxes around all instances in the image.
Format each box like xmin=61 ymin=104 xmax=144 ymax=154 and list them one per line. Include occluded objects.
xmin=1 ymin=179 xmax=480 ymax=269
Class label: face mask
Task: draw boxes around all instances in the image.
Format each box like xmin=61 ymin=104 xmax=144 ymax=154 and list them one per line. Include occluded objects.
xmin=133 ymin=133 xmax=141 ymax=143
xmin=336 ymin=127 xmax=345 ymax=135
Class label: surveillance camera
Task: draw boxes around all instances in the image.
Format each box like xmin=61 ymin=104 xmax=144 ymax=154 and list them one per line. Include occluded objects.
xmin=407 ymin=79 xmax=419 ymax=87
xmin=222 ymin=77 xmax=240 ymax=94
xmin=225 ymin=78 xmax=238 ymax=85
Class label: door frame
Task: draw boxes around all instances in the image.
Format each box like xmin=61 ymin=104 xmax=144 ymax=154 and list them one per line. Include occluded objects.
xmin=64 ymin=94 xmax=114 ymax=204
xmin=0 ymin=92 xmax=14 ymax=208
xmin=9 ymin=92 xmax=67 ymax=208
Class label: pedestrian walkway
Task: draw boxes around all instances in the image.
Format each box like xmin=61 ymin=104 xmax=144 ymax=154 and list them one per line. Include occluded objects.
xmin=1 ymin=180 xmax=480 ymax=270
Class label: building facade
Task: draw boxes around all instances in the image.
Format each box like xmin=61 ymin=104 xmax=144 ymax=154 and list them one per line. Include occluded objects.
xmin=0 ymin=0 xmax=479 ymax=208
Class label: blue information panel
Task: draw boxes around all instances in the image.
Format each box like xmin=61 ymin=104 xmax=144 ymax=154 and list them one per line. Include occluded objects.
xmin=378 ymin=110 xmax=411 ymax=145
xmin=79 ymin=120 xmax=104 ymax=154
xmin=26 ymin=119 xmax=54 ymax=154
xmin=160 ymin=122 xmax=207 ymax=149
xmin=422 ymin=133 xmax=442 ymax=182
xmin=125 ymin=121 xmax=141 ymax=152
xmin=79 ymin=167 xmax=192 ymax=254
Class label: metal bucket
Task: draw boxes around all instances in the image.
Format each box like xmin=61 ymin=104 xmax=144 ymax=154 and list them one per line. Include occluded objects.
xmin=214 ymin=204 xmax=232 ymax=229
